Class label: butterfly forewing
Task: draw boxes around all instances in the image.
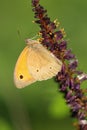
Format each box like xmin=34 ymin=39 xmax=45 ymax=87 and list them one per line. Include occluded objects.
xmin=14 ymin=46 xmax=36 ymax=88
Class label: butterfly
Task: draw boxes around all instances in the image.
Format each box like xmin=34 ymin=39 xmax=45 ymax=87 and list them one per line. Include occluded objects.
xmin=14 ymin=39 xmax=62 ymax=88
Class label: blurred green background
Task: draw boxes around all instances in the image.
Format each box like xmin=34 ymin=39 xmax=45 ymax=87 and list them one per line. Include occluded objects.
xmin=0 ymin=0 xmax=87 ymax=130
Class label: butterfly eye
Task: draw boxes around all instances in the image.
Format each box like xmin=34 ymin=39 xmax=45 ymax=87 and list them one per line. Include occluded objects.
xmin=19 ymin=75 xmax=24 ymax=79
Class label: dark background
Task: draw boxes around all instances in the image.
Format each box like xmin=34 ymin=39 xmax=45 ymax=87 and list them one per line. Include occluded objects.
xmin=0 ymin=0 xmax=87 ymax=130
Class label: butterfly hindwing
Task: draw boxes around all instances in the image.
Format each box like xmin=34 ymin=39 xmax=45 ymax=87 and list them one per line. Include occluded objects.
xmin=27 ymin=42 xmax=62 ymax=81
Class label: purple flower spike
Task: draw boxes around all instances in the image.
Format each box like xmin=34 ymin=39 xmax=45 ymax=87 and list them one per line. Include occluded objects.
xmin=32 ymin=0 xmax=87 ymax=129
xmin=70 ymin=78 xmax=75 ymax=89
xmin=32 ymin=0 xmax=39 ymax=6
xmin=48 ymin=22 xmax=56 ymax=31
xmin=74 ymin=83 xmax=80 ymax=90
xmin=68 ymin=60 xmax=78 ymax=70
xmin=64 ymin=49 xmax=75 ymax=60
xmin=66 ymin=94 xmax=76 ymax=103
xmin=54 ymin=31 xmax=63 ymax=40
xmin=58 ymin=40 xmax=67 ymax=51
xmin=66 ymin=91 xmax=73 ymax=99
xmin=78 ymin=112 xmax=85 ymax=120
xmin=72 ymin=102 xmax=81 ymax=112
xmin=60 ymin=84 xmax=67 ymax=91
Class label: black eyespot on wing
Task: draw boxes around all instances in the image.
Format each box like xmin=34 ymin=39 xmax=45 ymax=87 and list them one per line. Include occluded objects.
xmin=20 ymin=75 xmax=23 ymax=79
xmin=36 ymin=69 xmax=39 ymax=72
xmin=50 ymin=67 xmax=52 ymax=69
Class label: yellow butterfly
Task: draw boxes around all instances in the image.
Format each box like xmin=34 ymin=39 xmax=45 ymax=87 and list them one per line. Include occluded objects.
xmin=14 ymin=39 xmax=62 ymax=88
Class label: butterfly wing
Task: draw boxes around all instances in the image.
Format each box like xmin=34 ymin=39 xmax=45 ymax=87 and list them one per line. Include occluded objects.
xmin=27 ymin=42 xmax=62 ymax=81
xmin=14 ymin=46 xmax=36 ymax=88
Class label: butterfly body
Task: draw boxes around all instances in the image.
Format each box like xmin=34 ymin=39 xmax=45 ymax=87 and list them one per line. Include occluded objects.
xmin=14 ymin=40 xmax=62 ymax=88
